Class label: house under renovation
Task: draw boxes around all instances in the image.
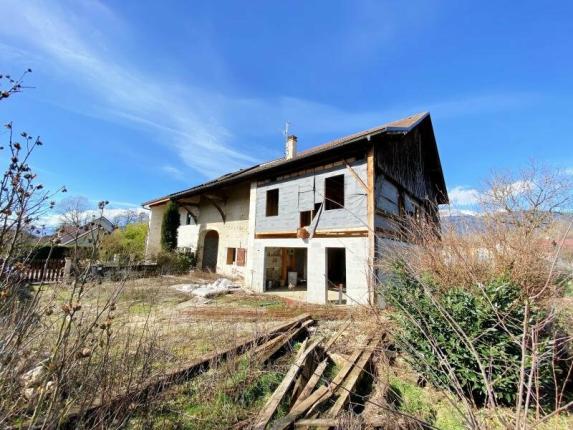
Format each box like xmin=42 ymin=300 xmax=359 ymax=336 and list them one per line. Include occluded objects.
xmin=143 ymin=112 xmax=448 ymax=305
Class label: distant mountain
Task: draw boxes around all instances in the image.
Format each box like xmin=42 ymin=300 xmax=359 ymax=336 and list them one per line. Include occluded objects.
xmin=440 ymin=211 xmax=573 ymax=235
xmin=440 ymin=213 xmax=485 ymax=234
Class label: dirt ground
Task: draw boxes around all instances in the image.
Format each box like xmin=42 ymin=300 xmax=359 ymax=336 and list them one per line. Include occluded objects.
xmin=44 ymin=271 xmax=373 ymax=370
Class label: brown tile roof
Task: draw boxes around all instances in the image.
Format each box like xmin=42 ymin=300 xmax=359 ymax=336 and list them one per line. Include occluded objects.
xmin=143 ymin=112 xmax=430 ymax=206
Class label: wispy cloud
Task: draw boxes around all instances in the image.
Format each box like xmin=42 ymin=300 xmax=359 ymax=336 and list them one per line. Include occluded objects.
xmin=0 ymin=0 xmax=536 ymax=183
xmin=0 ymin=0 xmax=255 ymax=177
xmin=161 ymin=165 xmax=186 ymax=182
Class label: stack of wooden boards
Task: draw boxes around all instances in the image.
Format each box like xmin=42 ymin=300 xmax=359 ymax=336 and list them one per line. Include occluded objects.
xmin=253 ymin=320 xmax=384 ymax=430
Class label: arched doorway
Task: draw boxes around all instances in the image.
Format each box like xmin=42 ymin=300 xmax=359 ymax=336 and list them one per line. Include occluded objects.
xmin=202 ymin=230 xmax=219 ymax=272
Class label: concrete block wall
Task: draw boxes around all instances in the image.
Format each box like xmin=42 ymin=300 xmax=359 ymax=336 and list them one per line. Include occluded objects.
xmin=145 ymin=167 xmax=373 ymax=305
xmin=249 ymin=236 xmax=370 ymax=305
xmin=255 ymin=160 xmax=368 ymax=233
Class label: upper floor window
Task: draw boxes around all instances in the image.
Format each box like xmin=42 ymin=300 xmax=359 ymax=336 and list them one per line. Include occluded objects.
xmin=266 ymin=189 xmax=279 ymax=216
xmin=185 ymin=212 xmax=193 ymax=225
xmin=324 ymin=175 xmax=345 ymax=210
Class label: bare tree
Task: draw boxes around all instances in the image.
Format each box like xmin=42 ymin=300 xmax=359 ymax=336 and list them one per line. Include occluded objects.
xmin=56 ymin=196 xmax=92 ymax=228
xmin=112 ymin=208 xmax=149 ymax=227
xmin=0 ymin=73 xmax=162 ymax=429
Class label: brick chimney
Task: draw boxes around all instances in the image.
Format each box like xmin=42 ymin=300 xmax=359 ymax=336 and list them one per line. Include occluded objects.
xmin=285 ymin=135 xmax=297 ymax=160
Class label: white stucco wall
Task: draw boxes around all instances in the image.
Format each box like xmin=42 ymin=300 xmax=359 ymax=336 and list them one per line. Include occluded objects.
xmin=144 ymin=184 xmax=251 ymax=280
xmin=192 ymin=184 xmax=250 ymax=278
xmin=245 ymin=181 xmax=258 ymax=288
xmin=145 ymin=205 xmax=165 ymax=258
xmin=177 ymin=223 xmax=201 ymax=250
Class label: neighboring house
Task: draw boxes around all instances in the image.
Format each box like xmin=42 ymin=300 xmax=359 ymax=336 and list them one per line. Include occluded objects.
xmin=58 ymin=216 xmax=115 ymax=247
xmin=143 ymin=112 xmax=448 ymax=305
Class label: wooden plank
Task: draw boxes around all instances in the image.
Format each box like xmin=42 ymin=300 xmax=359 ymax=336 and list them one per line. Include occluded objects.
xmin=290 ymin=337 xmax=311 ymax=402
xmin=344 ymin=159 xmax=370 ymax=194
xmin=271 ymin=345 xmax=365 ymax=430
xmin=292 ymin=358 xmax=328 ymax=408
xmin=254 ymin=319 xmax=312 ymax=363
xmin=294 ymin=416 xmax=431 ymax=428
xmin=366 ymin=146 xmax=375 ymax=305
xmin=326 ymin=352 xmax=349 ymax=368
xmin=304 ymin=347 xmax=363 ymax=418
xmin=323 ymin=319 xmax=351 ymax=352
xmin=273 ymin=386 xmax=329 ymax=430
xmin=294 ymin=419 xmax=340 ymax=427
xmin=325 ymin=337 xmax=381 ymax=418
xmin=253 ymin=336 xmax=323 ymax=430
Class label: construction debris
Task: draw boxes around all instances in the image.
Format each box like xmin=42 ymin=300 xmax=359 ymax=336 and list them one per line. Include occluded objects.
xmin=170 ymin=277 xmax=240 ymax=298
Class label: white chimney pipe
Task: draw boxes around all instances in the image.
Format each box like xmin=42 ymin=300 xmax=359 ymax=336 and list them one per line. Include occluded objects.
xmin=285 ymin=135 xmax=297 ymax=160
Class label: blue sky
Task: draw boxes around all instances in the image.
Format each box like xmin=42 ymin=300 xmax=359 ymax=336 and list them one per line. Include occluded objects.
xmin=0 ymin=0 xmax=572 ymax=218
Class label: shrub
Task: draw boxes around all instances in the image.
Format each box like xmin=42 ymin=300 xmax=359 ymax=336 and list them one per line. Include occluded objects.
xmin=156 ymin=250 xmax=196 ymax=274
xmin=386 ymin=268 xmax=556 ymax=407
xmin=160 ymin=201 xmax=180 ymax=251
xmin=100 ymin=222 xmax=148 ymax=262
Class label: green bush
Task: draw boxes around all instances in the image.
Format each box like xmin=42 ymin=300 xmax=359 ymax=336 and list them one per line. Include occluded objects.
xmin=156 ymin=250 xmax=196 ymax=274
xmin=385 ymin=267 xmax=555 ymax=407
xmin=160 ymin=201 xmax=180 ymax=251
xmin=100 ymin=223 xmax=148 ymax=262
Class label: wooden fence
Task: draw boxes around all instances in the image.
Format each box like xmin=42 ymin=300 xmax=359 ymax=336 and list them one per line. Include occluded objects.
xmin=23 ymin=259 xmax=66 ymax=283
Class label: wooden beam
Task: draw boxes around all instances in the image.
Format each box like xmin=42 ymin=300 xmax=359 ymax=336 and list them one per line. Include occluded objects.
xmin=366 ymin=146 xmax=376 ymax=305
xmin=325 ymin=337 xmax=381 ymax=417
xmin=204 ymin=193 xmax=226 ymax=202
xmin=323 ymin=319 xmax=351 ymax=351
xmin=255 ymin=229 xmax=368 ymax=240
xmin=293 ymin=416 xmax=432 ymax=428
xmin=203 ymin=195 xmax=226 ymax=223
xmin=271 ymin=345 xmax=366 ymax=430
xmin=292 ymin=358 xmax=328 ymax=408
xmin=255 ymin=321 xmax=311 ymax=364
xmin=181 ymin=205 xmax=198 ymax=224
xmin=308 ymin=202 xmax=323 ymax=239
xmin=344 ymin=159 xmax=370 ymax=194
xmin=253 ymin=337 xmax=324 ymax=430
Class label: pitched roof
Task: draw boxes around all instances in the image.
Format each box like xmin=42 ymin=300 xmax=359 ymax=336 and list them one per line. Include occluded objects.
xmin=59 ymin=216 xmax=115 ymax=246
xmin=143 ymin=112 xmax=433 ymax=206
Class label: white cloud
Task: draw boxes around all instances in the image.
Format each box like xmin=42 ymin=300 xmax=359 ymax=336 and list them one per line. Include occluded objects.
xmin=448 ymin=186 xmax=481 ymax=207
